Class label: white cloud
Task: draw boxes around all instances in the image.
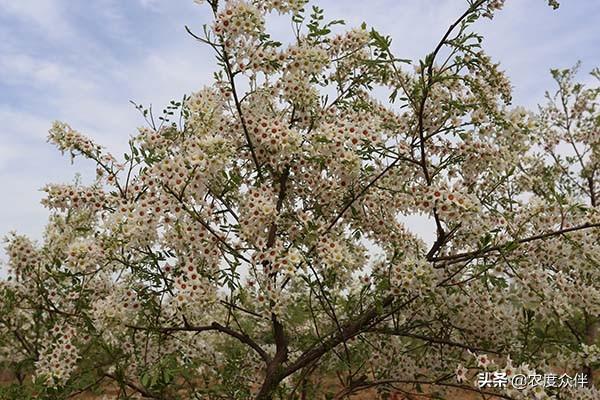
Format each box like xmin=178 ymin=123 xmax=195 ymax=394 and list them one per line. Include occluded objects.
xmin=0 ymin=52 xmax=96 ymax=93
xmin=0 ymin=106 xmax=52 ymax=141
xmin=138 ymin=0 xmax=160 ymax=9
xmin=0 ymin=0 xmax=73 ymax=40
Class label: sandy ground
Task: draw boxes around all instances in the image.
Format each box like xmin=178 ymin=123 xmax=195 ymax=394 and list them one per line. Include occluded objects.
xmin=1 ymin=370 xmax=500 ymax=399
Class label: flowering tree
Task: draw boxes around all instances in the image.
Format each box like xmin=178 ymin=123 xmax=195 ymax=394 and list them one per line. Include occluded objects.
xmin=1 ymin=0 xmax=599 ymax=399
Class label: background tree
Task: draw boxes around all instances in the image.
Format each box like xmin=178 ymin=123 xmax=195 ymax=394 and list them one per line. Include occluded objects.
xmin=1 ymin=0 xmax=599 ymax=399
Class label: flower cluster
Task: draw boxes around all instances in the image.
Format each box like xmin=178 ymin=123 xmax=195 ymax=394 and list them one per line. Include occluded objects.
xmin=185 ymin=87 xmax=228 ymax=135
xmin=239 ymin=185 xmax=278 ymax=244
xmin=246 ymin=114 xmax=301 ymax=166
xmin=213 ymin=1 xmax=264 ymax=45
xmin=42 ymin=183 xmax=106 ymax=212
xmin=328 ymin=28 xmax=370 ymax=57
xmin=92 ymin=284 xmax=140 ymax=336
xmin=258 ymin=0 xmax=307 ymax=14
xmin=170 ymin=260 xmax=218 ymax=319
xmin=35 ymin=324 xmax=81 ymax=388
xmin=106 ymin=197 xmax=162 ymax=252
xmin=4 ymin=233 xmax=40 ymax=277
xmin=245 ymin=274 xmax=290 ymax=317
xmin=48 ymin=121 xmax=102 ymax=157
xmin=65 ymin=237 xmax=104 ymax=273
xmin=135 ymin=126 xmax=172 ymax=153
xmin=315 ymin=234 xmax=349 ymax=267
xmin=412 ymin=185 xmax=478 ymax=219
xmin=188 ymin=134 xmax=235 ymax=177
xmin=387 ymin=257 xmax=436 ymax=296
xmin=278 ymin=44 xmax=328 ymax=106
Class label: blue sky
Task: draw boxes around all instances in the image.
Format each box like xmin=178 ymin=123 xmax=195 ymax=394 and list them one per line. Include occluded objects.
xmin=0 ymin=0 xmax=599 ymax=249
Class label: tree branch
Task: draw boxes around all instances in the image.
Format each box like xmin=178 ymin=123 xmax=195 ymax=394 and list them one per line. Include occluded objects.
xmin=432 ymin=222 xmax=600 ymax=265
xmin=127 ymin=322 xmax=270 ymax=363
